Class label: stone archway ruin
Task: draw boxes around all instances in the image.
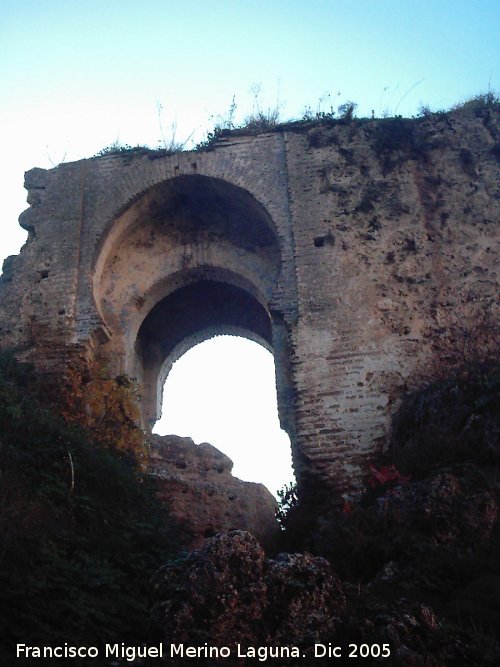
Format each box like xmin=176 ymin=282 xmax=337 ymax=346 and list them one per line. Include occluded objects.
xmin=92 ymin=174 xmax=285 ymax=430
xmin=0 ymin=108 xmax=498 ymax=497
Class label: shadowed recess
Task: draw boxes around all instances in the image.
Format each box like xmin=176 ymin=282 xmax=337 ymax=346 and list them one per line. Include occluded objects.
xmin=136 ymin=280 xmax=272 ymax=426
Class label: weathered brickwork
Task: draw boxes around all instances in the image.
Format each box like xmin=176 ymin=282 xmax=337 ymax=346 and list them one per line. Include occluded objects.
xmin=1 ymin=106 xmax=498 ymax=497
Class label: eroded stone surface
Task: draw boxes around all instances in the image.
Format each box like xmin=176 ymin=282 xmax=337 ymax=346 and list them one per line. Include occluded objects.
xmin=151 ymin=530 xmax=345 ymax=655
xmin=149 ymin=435 xmax=279 ymax=550
xmin=151 ymin=531 xmax=486 ymax=665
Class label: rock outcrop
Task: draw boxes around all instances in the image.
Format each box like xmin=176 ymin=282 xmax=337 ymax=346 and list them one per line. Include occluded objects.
xmin=151 ymin=531 xmax=489 ymax=666
xmin=149 ymin=435 xmax=279 ymax=550
xmin=374 ymin=471 xmax=498 ymax=547
xmin=152 ymin=531 xmax=345 ymax=661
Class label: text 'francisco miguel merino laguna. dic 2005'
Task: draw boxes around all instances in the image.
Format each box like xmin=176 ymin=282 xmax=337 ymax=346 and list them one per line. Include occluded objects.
xmin=16 ymin=642 xmax=392 ymax=661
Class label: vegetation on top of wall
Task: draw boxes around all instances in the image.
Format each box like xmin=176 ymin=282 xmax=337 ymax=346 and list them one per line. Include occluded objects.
xmin=242 ymin=85 xmax=283 ymax=131
xmin=195 ymin=89 xmax=498 ymax=152
xmin=196 ymin=97 xmax=361 ymax=150
xmin=450 ymin=90 xmax=500 ymax=115
xmin=0 ymin=351 xmax=184 ymax=664
xmin=93 ymin=90 xmax=499 ymax=160
xmin=95 ymin=142 xmax=173 ymax=162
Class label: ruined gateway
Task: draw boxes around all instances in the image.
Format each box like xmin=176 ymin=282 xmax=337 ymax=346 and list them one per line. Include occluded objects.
xmin=0 ymin=106 xmax=498 ymax=498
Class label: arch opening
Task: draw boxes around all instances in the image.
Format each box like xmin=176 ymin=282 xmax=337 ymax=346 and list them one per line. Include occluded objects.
xmin=91 ymin=172 xmax=297 ymax=491
xmin=153 ymin=335 xmax=295 ymax=497
xmin=135 ymin=278 xmax=273 ymax=427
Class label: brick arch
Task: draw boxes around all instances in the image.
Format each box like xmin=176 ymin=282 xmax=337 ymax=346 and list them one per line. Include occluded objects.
xmin=92 ymin=171 xmax=282 ymax=283
xmin=93 ymin=174 xmax=282 ymax=332
xmin=92 ymin=149 xmax=285 ymax=258
xmin=91 ymin=172 xmax=295 ymax=438
xmin=136 ymin=279 xmax=273 ymax=427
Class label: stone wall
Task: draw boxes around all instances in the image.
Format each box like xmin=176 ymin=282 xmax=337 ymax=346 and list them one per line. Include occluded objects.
xmin=1 ymin=105 xmax=498 ymax=497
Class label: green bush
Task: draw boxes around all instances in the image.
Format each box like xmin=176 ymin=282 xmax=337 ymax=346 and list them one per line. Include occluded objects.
xmin=390 ymin=366 xmax=500 ymax=475
xmin=0 ymin=352 xmax=182 ymax=664
xmin=451 ymin=91 xmax=500 ymax=115
xmin=275 ymin=482 xmax=298 ymax=530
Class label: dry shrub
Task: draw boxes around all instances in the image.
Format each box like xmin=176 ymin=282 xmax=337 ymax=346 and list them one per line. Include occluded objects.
xmin=52 ymin=361 xmax=147 ymax=463
xmin=390 ymin=292 xmax=500 ymax=475
xmin=430 ymin=291 xmax=499 ymax=379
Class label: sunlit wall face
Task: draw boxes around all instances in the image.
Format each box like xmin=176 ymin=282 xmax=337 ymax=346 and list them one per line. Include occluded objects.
xmin=153 ymin=335 xmax=294 ymax=497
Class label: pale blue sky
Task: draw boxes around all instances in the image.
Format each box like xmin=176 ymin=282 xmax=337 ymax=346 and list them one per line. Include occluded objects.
xmin=1 ymin=0 xmax=498 ymax=493
xmin=2 ymin=0 xmax=498 ymax=257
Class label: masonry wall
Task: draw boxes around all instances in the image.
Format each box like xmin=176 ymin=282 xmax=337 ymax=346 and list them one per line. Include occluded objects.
xmin=283 ymin=108 xmax=499 ymax=492
xmin=1 ymin=105 xmax=498 ymax=497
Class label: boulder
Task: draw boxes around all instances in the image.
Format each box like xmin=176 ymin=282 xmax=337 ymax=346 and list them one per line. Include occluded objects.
xmin=148 ymin=435 xmax=279 ymax=550
xmin=152 ymin=531 xmax=488 ymax=666
xmin=152 ymin=530 xmax=345 ymax=658
xmin=376 ymin=471 xmax=498 ymax=547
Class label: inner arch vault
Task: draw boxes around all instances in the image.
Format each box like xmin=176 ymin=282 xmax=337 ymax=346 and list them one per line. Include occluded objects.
xmin=92 ymin=174 xmax=290 ymax=436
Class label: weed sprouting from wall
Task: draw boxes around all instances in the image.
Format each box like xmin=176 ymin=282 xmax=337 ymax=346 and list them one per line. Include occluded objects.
xmin=451 ymin=90 xmax=500 ymax=115
xmin=156 ymin=102 xmax=194 ymax=155
xmin=243 ymin=83 xmax=283 ymax=131
xmin=95 ymin=142 xmax=168 ymax=162
xmin=275 ymin=482 xmax=298 ymax=530
xmin=195 ymin=96 xmax=238 ymax=150
xmin=337 ymin=101 xmax=358 ymax=122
